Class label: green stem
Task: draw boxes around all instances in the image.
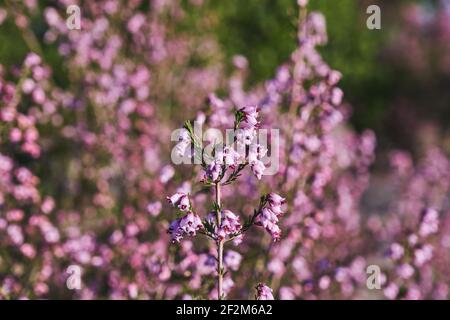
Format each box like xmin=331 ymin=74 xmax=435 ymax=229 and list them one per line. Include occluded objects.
xmin=215 ymin=182 xmax=224 ymax=300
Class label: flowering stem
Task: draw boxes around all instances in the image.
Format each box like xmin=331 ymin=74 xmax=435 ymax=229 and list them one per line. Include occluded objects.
xmin=215 ymin=182 xmax=224 ymax=300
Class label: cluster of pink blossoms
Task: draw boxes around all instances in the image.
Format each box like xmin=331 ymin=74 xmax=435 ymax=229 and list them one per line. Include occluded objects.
xmin=167 ymin=212 xmax=203 ymax=243
xmin=202 ymin=105 xmax=267 ymax=183
xmin=255 ymin=283 xmax=274 ymax=300
xmin=255 ymin=193 xmax=286 ymax=241
xmin=167 ymin=192 xmax=191 ymax=212
xmin=166 ymin=193 xmax=203 ymax=243
xmin=206 ymin=210 xmax=242 ymax=242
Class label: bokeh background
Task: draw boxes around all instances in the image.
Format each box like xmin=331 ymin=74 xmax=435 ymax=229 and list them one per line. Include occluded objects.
xmin=4 ymin=0 xmax=450 ymax=149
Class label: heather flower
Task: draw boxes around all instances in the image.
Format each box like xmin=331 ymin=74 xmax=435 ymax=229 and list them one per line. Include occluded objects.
xmin=255 ymin=193 xmax=286 ymax=241
xmin=159 ymin=165 xmax=175 ymax=184
xmin=250 ymin=160 xmax=265 ymax=180
xmin=397 ymin=263 xmax=415 ymax=279
xmin=255 ymin=208 xmax=281 ymax=241
xmin=247 ymin=144 xmax=267 ymax=180
xmin=205 ymin=161 xmax=223 ymax=182
xmin=24 ymin=52 xmax=41 ymax=68
xmin=7 ymin=225 xmax=24 ymax=245
xmin=384 ymin=283 xmax=400 ymax=300
xmin=166 ymin=192 xmax=191 ymax=212
xmin=267 ymin=192 xmax=286 ymax=207
xmin=413 ymin=244 xmax=433 ymax=267
xmin=207 ymin=210 xmax=242 ymax=241
xmin=419 ymin=208 xmax=439 ymax=237
xmin=239 ymin=105 xmax=259 ymax=128
xmin=147 ymin=201 xmax=162 ymax=217
xmin=167 ymin=212 xmax=203 ymax=243
xmin=236 ymin=127 xmax=256 ymax=146
xmin=255 ymin=283 xmax=274 ymax=300
xmin=388 ymin=243 xmax=405 ymax=261
xmin=297 ymin=0 xmax=308 ymax=7
xmin=222 ymin=146 xmax=241 ymax=168
xmin=224 ymin=250 xmax=242 ymax=271
xmin=175 ymin=129 xmax=192 ymax=157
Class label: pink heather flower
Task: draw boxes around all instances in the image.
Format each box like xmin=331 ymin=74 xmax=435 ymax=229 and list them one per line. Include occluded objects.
xmin=166 ymin=192 xmax=190 ymax=212
xmin=297 ymin=0 xmax=308 ymax=7
xmin=168 ymin=212 xmax=203 ymax=243
xmin=223 ymin=146 xmax=241 ymax=168
xmin=147 ymin=201 xmax=162 ymax=217
xmin=20 ymin=243 xmax=36 ymax=259
xmin=233 ymin=55 xmax=248 ymax=69
xmin=206 ymin=210 xmax=242 ymax=240
xmin=205 ymin=161 xmax=222 ymax=182
xmin=7 ymin=224 xmax=24 ymax=245
xmin=330 ymin=87 xmax=343 ymax=105
xmin=255 ymin=208 xmax=281 ymax=241
xmin=255 ymin=193 xmax=285 ymax=241
xmin=250 ymin=160 xmax=265 ymax=180
xmin=175 ymin=129 xmax=191 ymax=157
xmin=414 ymin=244 xmax=433 ymax=267
xmin=32 ymin=88 xmax=46 ymax=104
xmin=0 ymin=154 xmax=13 ymax=172
xmin=279 ymin=287 xmax=295 ymax=300
xmin=236 ymin=127 xmax=256 ymax=146
xmin=6 ymin=209 xmax=24 ymax=222
xmin=239 ymin=105 xmax=259 ymax=128
xmin=178 ymin=128 xmax=191 ymax=142
xmin=224 ymin=250 xmax=242 ymax=271
xmin=22 ymin=78 xmax=36 ymax=94
xmin=255 ymin=283 xmax=274 ymax=300
xmin=304 ymin=135 xmax=321 ymax=152
xmin=0 ymin=107 xmax=16 ymax=122
xmin=397 ymin=263 xmax=415 ymax=279
xmin=40 ymin=222 xmax=60 ymax=243
xmin=406 ymin=286 xmax=422 ymax=300
xmin=384 ymin=283 xmax=399 ymax=300
xmin=319 ymin=275 xmax=331 ymax=290
xmin=214 ymin=146 xmax=241 ymax=168
xmin=232 ymin=234 xmax=244 ymax=246
xmin=419 ymin=208 xmax=439 ymax=237
xmin=248 ymin=144 xmax=267 ymax=163
xmin=257 ymin=208 xmax=279 ymax=228
xmin=389 ymin=243 xmax=405 ymax=261
xmin=127 ymin=13 xmax=146 ymax=34
xmin=408 ymin=234 xmax=419 ymax=246
xmin=267 ymin=192 xmax=286 ymax=207
xmin=41 ymin=197 xmax=55 ymax=214
xmin=219 ymin=210 xmax=242 ymax=239
xmin=268 ymin=258 xmax=285 ymax=275
xmin=327 ymin=70 xmax=342 ymax=85
xmin=248 ymin=144 xmax=268 ymax=179
xmin=24 ymin=53 xmax=41 ymax=68
xmin=179 ymin=212 xmax=203 ymax=235
xmin=159 ymin=165 xmax=175 ymax=184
